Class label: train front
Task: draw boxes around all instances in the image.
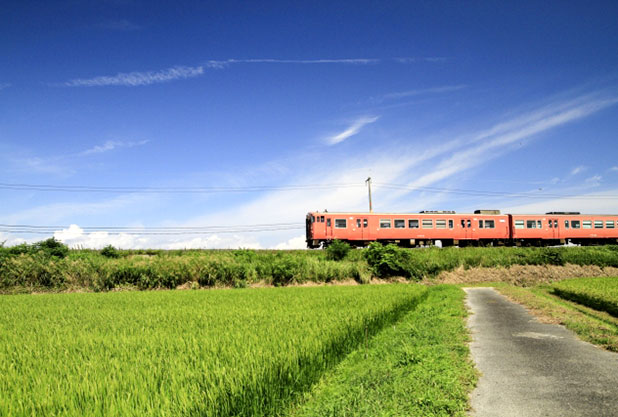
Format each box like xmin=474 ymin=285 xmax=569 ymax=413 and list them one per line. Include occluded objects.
xmin=306 ymin=212 xmax=320 ymax=248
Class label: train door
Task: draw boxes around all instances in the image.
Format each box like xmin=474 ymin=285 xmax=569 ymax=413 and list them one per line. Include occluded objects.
xmin=460 ymin=218 xmax=472 ymax=241
xmin=348 ymin=217 xmax=364 ymax=243
xmin=548 ymin=218 xmax=559 ymax=240
xmin=325 ymin=217 xmax=333 ymax=240
xmin=361 ymin=217 xmax=369 ymax=241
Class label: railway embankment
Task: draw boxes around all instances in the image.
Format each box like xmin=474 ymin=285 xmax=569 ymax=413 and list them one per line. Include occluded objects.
xmin=2 ymin=239 xmax=618 ymax=293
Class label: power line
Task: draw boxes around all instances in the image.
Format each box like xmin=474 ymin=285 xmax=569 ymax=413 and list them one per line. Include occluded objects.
xmin=0 ymin=222 xmax=305 ymax=235
xmin=0 ymin=182 xmax=363 ymax=194
xmin=375 ymin=183 xmax=618 ymax=200
xmin=1 ymin=180 xmax=616 ymax=200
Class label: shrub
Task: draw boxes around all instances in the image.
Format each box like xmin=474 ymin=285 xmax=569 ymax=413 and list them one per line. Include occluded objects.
xmin=101 ymin=245 xmax=121 ymax=258
xmin=365 ymin=242 xmax=413 ymax=279
xmin=325 ymin=240 xmax=351 ymax=261
xmin=33 ymin=238 xmax=69 ymax=258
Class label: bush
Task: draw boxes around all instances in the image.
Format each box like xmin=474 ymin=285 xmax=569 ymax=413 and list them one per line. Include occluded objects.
xmin=100 ymin=245 xmax=121 ymax=258
xmin=326 ymin=240 xmax=351 ymax=261
xmin=33 ymin=238 xmax=69 ymax=259
xmin=365 ymin=242 xmax=414 ymax=279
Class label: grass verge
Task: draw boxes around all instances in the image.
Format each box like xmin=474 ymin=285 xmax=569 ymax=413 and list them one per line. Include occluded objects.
xmin=493 ymin=283 xmax=618 ymax=352
xmin=289 ymin=285 xmax=477 ymax=417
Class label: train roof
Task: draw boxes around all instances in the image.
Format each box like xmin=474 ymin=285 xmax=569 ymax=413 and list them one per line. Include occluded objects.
xmin=307 ymin=211 xmax=505 ymax=216
xmin=308 ymin=211 xmax=618 ymax=216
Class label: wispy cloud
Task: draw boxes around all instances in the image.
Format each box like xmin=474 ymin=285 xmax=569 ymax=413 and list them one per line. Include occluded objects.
xmin=371 ymin=84 xmax=466 ymax=104
xmin=570 ymin=165 xmax=587 ymax=175
xmin=585 ymin=175 xmax=602 ymax=186
xmin=60 ymin=57 xmax=444 ymax=87
xmin=204 ymin=58 xmax=379 ymax=68
xmin=325 ymin=116 xmax=380 ymax=145
xmin=610 ymin=166 xmax=618 ymax=172
xmin=394 ymin=57 xmax=449 ymax=63
xmin=19 ymin=157 xmax=76 ymax=176
xmin=405 ymin=91 xmax=618 ymax=189
xmin=0 ymin=83 xmax=11 ymax=91
xmin=64 ymin=66 xmax=204 ymax=87
xmin=80 ymin=139 xmax=149 ymax=155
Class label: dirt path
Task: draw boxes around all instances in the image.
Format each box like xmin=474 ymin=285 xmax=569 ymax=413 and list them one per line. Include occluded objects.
xmin=464 ymin=287 xmax=618 ymax=417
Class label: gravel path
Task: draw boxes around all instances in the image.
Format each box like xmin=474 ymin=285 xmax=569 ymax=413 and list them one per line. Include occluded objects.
xmin=464 ymin=287 xmax=618 ymax=417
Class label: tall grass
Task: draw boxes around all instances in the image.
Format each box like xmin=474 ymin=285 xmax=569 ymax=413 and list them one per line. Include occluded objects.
xmin=1 ymin=244 xmax=618 ymax=292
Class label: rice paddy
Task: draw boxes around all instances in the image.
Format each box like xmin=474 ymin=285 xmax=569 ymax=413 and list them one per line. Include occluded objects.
xmin=0 ymin=284 xmax=428 ymax=417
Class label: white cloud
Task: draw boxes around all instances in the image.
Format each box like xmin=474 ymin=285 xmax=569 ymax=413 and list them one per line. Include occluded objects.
xmin=64 ymin=66 xmax=204 ymax=87
xmin=80 ymin=139 xmax=149 ymax=155
xmin=394 ymin=57 xmax=449 ymax=63
xmin=374 ymin=85 xmax=466 ymax=103
xmin=610 ymin=166 xmax=618 ymax=172
xmin=570 ymin=165 xmax=586 ymax=175
xmin=273 ymin=235 xmax=307 ymax=250
xmin=18 ymin=157 xmax=75 ymax=176
xmin=51 ymin=224 xmax=264 ymax=250
xmin=204 ymin=58 xmax=379 ymax=68
xmin=405 ymin=91 xmax=618 ymax=189
xmin=60 ymin=57 xmax=441 ymax=87
xmin=325 ymin=116 xmax=380 ymax=145
xmin=585 ymin=175 xmax=602 ymax=186
xmin=0 ymin=83 xmax=10 ymax=91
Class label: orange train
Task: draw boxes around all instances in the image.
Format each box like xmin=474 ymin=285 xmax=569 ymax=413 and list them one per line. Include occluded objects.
xmin=305 ymin=210 xmax=618 ymax=248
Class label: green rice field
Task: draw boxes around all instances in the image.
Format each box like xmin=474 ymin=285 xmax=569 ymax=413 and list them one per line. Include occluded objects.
xmin=552 ymin=276 xmax=618 ymax=317
xmin=0 ymin=284 xmax=432 ymax=417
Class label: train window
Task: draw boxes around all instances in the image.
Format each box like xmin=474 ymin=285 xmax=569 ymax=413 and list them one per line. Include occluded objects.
xmin=449 ymin=220 xmax=454 ymax=229
xmin=537 ymin=220 xmax=542 ymax=229
xmin=335 ymin=219 xmax=347 ymax=228
xmin=571 ymin=220 xmax=580 ymax=229
xmin=357 ymin=219 xmax=361 ymax=228
xmin=379 ymin=219 xmax=391 ymax=228
xmin=436 ymin=219 xmax=446 ymax=229
xmin=467 ymin=219 xmax=471 ymax=228
xmin=565 ymin=220 xmax=569 ymax=229
xmin=461 ymin=220 xmax=466 ymax=228
xmin=409 ymin=219 xmax=419 ymax=228
xmin=554 ymin=220 xmax=558 ymax=228
xmin=363 ymin=219 xmax=368 ymax=228
xmin=515 ymin=220 xmax=524 ymax=229
xmin=422 ymin=219 xmax=433 ymax=229
xmin=394 ymin=219 xmax=406 ymax=229
xmin=548 ymin=220 xmax=552 ymax=228
xmin=594 ymin=220 xmax=603 ymax=229
xmin=583 ymin=220 xmax=592 ymax=229
xmin=320 ymin=216 xmax=325 ymax=222
xmin=327 ymin=218 xmax=331 ymax=227
xmin=478 ymin=220 xmax=484 ymax=229
xmin=607 ymin=221 xmax=615 ymax=228
xmin=526 ymin=220 xmax=537 ymax=229
xmin=485 ymin=220 xmax=495 ymax=229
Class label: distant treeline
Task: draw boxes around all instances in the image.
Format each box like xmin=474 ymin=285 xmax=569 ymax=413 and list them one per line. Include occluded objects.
xmin=1 ymin=239 xmax=618 ymax=292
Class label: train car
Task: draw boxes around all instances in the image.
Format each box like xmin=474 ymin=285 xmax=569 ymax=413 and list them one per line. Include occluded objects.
xmin=306 ymin=210 xmax=510 ymax=248
xmin=510 ymin=212 xmax=618 ymax=246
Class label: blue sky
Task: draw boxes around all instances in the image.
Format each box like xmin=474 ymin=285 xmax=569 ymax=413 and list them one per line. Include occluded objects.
xmin=2 ymin=0 xmax=618 ymax=249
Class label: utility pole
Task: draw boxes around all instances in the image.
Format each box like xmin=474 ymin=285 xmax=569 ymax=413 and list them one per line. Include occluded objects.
xmin=365 ymin=177 xmax=373 ymax=213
